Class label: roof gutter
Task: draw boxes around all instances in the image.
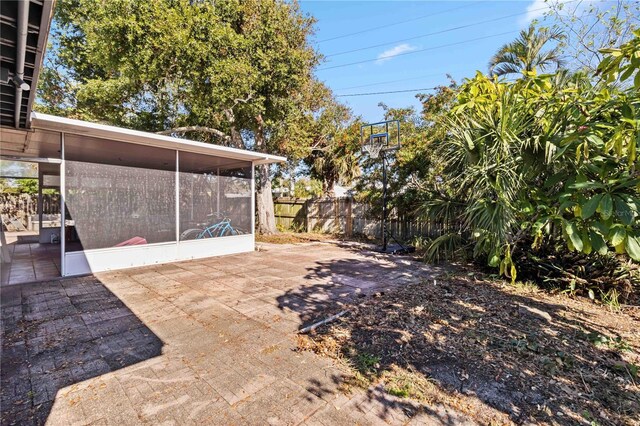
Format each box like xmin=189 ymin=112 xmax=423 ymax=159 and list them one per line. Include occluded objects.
xmin=14 ymin=0 xmax=29 ymax=129
xmin=24 ymin=0 xmax=55 ymax=131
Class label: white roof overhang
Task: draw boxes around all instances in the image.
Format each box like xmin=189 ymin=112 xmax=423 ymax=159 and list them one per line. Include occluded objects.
xmin=24 ymin=112 xmax=286 ymax=165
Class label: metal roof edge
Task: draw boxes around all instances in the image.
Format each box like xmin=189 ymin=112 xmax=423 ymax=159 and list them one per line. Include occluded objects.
xmin=25 ymin=0 xmax=56 ymax=130
xmin=30 ymin=112 xmax=287 ymax=164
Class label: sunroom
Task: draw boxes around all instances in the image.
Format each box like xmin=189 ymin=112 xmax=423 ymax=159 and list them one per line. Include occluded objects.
xmin=1 ymin=112 xmax=285 ymax=278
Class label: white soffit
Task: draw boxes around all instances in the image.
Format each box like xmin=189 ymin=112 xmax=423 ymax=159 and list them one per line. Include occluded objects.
xmin=30 ymin=112 xmax=286 ymax=165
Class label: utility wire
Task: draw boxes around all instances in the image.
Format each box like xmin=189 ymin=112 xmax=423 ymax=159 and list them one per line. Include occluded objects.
xmin=316 ymin=1 xmax=481 ymax=44
xmin=335 ymin=69 xmax=462 ymax=91
xmin=324 ymin=2 xmax=573 ymax=59
xmin=319 ymin=30 xmax=518 ymax=71
xmin=337 ymin=87 xmax=438 ymax=97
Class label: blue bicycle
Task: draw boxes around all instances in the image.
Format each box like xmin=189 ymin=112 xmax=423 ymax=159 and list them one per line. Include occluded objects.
xmin=180 ymin=213 xmax=246 ymax=240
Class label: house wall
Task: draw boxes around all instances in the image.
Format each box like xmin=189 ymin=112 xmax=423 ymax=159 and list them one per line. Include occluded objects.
xmin=61 ymin=132 xmax=254 ymax=276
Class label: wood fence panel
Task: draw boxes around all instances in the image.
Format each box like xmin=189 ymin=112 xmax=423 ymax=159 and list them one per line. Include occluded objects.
xmin=273 ymin=196 xmax=457 ymax=241
xmin=1 ymin=194 xmax=60 ymax=228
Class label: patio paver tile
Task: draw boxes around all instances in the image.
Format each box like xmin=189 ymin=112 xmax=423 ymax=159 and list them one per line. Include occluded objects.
xmin=1 ymin=241 xmax=458 ymax=425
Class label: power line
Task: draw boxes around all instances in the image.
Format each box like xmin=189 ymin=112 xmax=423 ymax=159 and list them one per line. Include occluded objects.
xmin=319 ymin=30 xmax=519 ymax=71
xmin=324 ymin=2 xmax=571 ymax=59
xmin=316 ymin=2 xmax=481 ymax=44
xmin=335 ymin=69 xmax=463 ymax=91
xmin=337 ymin=87 xmax=438 ymax=97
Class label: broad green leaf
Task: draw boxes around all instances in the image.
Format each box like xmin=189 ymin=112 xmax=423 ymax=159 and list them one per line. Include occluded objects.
xmin=625 ymin=236 xmax=640 ymax=261
xmin=598 ymin=194 xmax=613 ymax=220
xmin=610 ymin=226 xmax=627 ymax=247
xmin=614 ymin=196 xmax=634 ymax=225
xmin=586 ymin=134 xmax=604 ymax=146
xmin=564 ymin=221 xmax=583 ymax=252
xmin=589 ymin=231 xmax=608 ymax=255
xmin=581 ymin=230 xmax=592 ymax=254
xmin=581 ymin=194 xmax=602 ymax=219
xmin=621 ymin=103 xmax=633 ymax=119
xmin=592 ymin=221 xmax=609 ymax=236
xmin=569 ymin=181 xmax=605 ymax=190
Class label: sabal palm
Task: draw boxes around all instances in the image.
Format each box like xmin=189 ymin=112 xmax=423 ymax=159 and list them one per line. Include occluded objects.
xmin=421 ymin=76 xmax=555 ymax=264
xmin=489 ymin=25 xmax=565 ymax=77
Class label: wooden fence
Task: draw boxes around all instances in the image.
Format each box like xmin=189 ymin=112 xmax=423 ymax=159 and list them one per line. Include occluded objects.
xmin=273 ymin=197 xmax=458 ymax=240
xmin=0 ymin=193 xmax=60 ymax=228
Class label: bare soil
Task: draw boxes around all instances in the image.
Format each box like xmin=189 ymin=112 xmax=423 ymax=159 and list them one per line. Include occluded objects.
xmin=255 ymin=232 xmax=337 ymax=244
xmin=298 ymin=270 xmax=640 ymax=425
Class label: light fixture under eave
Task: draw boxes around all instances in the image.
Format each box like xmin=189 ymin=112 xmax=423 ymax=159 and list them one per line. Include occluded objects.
xmin=11 ymin=74 xmax=30 ymax=91
xmin=0 ymin=67 xmax=31 ymax=91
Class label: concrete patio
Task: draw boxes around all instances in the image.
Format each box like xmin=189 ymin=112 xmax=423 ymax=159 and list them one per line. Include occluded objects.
xmin=0 ymin=241 xmax=472 ymax=425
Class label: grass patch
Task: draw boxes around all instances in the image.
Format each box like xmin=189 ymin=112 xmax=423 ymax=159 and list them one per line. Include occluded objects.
xmin=383 ymin=368 xmax=438 ymax=403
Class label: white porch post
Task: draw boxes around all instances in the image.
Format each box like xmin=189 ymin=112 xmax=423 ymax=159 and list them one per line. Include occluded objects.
xmin=216 ymin=167 xmax=220 ymax=215
xmin=175 ymin=150 xmax=180 ymax=243
xmin=251 ymin=162 xmax=255 ymax=235
xmin=60 ymin=132 xmax=66 ymax=276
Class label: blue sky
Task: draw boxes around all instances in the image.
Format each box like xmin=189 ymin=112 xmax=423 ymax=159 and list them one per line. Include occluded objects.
xmin=300 ymin=0 xmax=550 ymax=121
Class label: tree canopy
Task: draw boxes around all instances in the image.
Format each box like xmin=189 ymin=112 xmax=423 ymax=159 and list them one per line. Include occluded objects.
xmin=38 ymin=0 xmax=345 ymax=233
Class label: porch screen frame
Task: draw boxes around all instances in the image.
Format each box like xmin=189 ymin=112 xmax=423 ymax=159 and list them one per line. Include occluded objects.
xmin=61 ymin=133 xmax=255 ymax=276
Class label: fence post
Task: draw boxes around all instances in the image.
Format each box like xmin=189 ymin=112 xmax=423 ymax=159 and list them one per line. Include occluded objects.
xmin=345 ymin=197 xmax=353 ymax=237
xmin=333 ymin=197 xmax=339 ymax=234
xmin=305 ymin=199 xmax=311 ymax=233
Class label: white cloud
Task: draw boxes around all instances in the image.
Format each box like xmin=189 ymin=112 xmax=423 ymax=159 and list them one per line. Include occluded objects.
xmin=375 ymin=44 xmax=417 ymax=64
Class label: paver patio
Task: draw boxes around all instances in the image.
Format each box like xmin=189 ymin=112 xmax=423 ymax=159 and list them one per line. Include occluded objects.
xmin=1 ymin=241 xmax=473 ymax=425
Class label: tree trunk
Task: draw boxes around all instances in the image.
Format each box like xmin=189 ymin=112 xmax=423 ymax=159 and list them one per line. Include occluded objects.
xmin=254 ymin=114 xmax=278 ymax=234
xmin=256 ymin=163 xmax=277 ymax=234
xmin=322 ymin=177 xmax=336 ymax=197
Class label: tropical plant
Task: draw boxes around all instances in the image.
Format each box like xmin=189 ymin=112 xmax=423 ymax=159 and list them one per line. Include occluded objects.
xmin=489 ymin=25 xmax=565 ymax=77
xmin=598 ymin=29 xmax=640 ymax=89
xmin=422 ymin=34 xmax=640 ymax=291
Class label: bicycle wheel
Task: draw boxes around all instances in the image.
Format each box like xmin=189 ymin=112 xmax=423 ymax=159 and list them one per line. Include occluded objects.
xmin=180 ymin=228 xmax=203 ymax=240
xmin=219 ymin=225 xmax=237 ymax=237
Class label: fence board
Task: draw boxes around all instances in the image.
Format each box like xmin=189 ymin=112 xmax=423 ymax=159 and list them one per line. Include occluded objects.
xmin=1 ymin=194 xmax=60 ymax=228
xmin=274 ymin=196 xmax=457 ymax=240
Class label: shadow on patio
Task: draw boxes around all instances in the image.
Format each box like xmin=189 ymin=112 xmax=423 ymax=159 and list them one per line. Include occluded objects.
xmin=276 ymin=254 xmax=439 ymax=331
xmin=281 ymin=255 xmax=639 ymax=424
xmin=0 ymin=276 xmax=163 ymax=425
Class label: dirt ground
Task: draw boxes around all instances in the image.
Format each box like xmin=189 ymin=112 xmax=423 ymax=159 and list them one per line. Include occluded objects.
xmin=255 ymin=232 xmax=338 ymax=245
xmin=255 ymin=231 xmax=375 ymax=245
xmin=299 ymin=269 xmax=640 ymax=425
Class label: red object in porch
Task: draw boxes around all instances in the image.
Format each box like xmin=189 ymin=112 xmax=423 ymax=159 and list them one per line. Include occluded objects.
xmin=113 ymin=236 xmax=147 ymax=247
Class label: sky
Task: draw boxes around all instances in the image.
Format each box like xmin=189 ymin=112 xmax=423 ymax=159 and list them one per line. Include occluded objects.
xmin=300 ymin=0 xmax=555 ymax=122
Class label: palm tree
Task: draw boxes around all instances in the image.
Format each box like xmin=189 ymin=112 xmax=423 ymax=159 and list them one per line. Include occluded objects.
xmin=489 ymin=25 xmax=565 ymax=77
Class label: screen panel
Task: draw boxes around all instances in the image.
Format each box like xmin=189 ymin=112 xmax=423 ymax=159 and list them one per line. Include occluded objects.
xmin=64 ymin=137 xmax=176 ymax=251
xmin=178 ymin=151 xmax=251 ymax=240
